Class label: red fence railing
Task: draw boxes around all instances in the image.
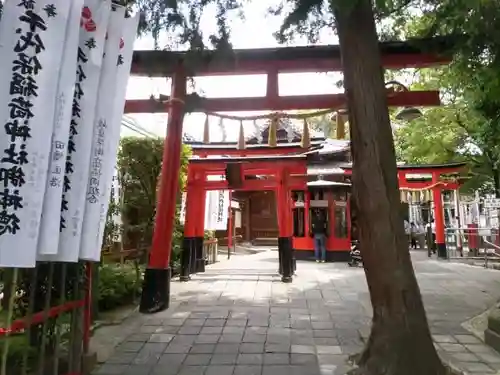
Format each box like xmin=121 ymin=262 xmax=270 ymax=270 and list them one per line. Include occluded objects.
xmin=0 ymin=262 xmax=91 ymax=375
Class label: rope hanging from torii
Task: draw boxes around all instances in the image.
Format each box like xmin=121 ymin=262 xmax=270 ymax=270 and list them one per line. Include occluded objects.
xmin=152 ymin=80 xmax=413 ymax=147
xmin=399 ymin=180 xmax=459 ymax=203
xmin=201 ymin=107 xmax=346 ymax=147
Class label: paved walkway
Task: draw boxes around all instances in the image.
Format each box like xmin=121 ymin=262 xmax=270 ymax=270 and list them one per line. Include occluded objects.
xmin=93 ymin=251 xmax=500 ymax=375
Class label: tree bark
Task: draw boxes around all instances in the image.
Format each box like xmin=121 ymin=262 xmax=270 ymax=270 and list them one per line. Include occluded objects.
xmin=332 ymin=1 xmax=448 ymax=374
xmin=492 ymin=167 xmax=500 ymax=198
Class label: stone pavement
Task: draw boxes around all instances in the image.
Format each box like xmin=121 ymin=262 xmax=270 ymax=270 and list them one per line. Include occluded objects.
xmin=93 ymin=250 xmax=500 ymax=375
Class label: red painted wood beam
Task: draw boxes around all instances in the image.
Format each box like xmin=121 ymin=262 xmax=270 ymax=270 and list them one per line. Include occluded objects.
xmin=131 ymin=38 xmax=454 ymax=77
xmin=124 ymin=91 xmax=440 ymax=114
xmin=192 ymin=146 xmax=310 ymax=157
xmin=399 ymin=181 xmax=460 ymax=190
xmin=131 ymin=53 xmax=450 ymax=77
xmin=199 ymin=180 xmax=278 ymax=191
xmin=193 ymin=179 xmax=460 ymax=191
xmin=203 ymin=168 xmax=286 ymax=176
xmin=196 ymin=180 xmax=459 ymax=192
xmin=191 ymin=163 xmax=306 ymax=175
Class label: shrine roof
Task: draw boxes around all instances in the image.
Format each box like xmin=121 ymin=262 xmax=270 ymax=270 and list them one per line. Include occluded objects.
xmin=188 ymin=154 xmax=466 ymax=169
xmin=131 ymin=36 xmax=454 ymax=77
xmin=304 ymin=139 xmax=350 ymax=155
xmin=307 ymin=180 xmax=351 ymax=187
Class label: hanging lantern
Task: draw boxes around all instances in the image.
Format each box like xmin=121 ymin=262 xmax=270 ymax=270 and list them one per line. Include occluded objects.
xmin=400 ymin=189 xmax=408 ymax=203
xmin=268 ymin=114 xmax=278 ymax=147
xmin=203 ymin=114 xmax=210 ymax=144
xmin=335 ymin=111 xmax=346 ymax=140
xmin=301 ymin=118 xmax=311 ymax=148
xmin=237 ymin=120 xmax=245 ymax=150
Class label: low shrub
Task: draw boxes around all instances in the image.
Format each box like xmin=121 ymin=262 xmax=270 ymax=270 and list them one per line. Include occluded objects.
xmin=97 ymin=263 xmax=142 ymax=311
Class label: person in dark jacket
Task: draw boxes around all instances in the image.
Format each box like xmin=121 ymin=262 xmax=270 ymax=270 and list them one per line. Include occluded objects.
xmin=311 ymin=209 xmax=327 ymax=262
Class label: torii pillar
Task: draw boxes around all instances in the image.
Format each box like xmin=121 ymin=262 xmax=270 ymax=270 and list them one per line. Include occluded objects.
xmin=432 ymin=172 xmax=447 ymax=258
xmin=140 ymin=71 xmax=186 ymax=313
xmin=277 ymin=168 xmax=294 ymax=282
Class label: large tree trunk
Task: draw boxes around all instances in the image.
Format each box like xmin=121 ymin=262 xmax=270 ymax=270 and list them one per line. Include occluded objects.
xmin=492 ymin=167 xmax=500 ymax=198
xmin=332 ymin=1 xmax=448 ymax=374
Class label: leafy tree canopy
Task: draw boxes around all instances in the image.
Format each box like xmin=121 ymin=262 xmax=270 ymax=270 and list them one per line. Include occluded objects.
xmin=387 ymin=1 xmax=500 ymax=195
xmin=112 ymin=0 xmax=421 ymax=49
xmin=117 ymin=136 xmax=191 ymax=252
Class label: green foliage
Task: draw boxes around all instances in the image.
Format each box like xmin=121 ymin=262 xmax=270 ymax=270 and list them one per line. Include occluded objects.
xmin=103 ymin=199 xmax=121 ymax=250
xmin=387 ymin=2 xmax=500 ymax=196
xmin=116 ymin=136 xmax=191 ymax=258
xmin=97 ymin=263 xmax=143 ymax=311
xmin=124 ymin=0 xmax=415 ymax=49
xmin=4 ymin=335 xmax=38 ymax=375
xmin=393 ymin=102 xmax=493 ymax=193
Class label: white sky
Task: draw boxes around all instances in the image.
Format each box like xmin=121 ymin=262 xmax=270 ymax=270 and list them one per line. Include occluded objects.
xmin=123 ymin=2 xmax=343 ymax=141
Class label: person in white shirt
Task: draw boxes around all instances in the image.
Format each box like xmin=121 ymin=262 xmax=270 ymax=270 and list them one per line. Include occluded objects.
xmin=425 ymin=219 xmax=437 ymax=255
xmin=410 ymin=222 xmax=417 ymax=249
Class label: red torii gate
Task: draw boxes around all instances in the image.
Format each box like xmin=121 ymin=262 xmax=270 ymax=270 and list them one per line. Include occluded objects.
xmin=181 ymin=145 xmax=464 ymax=281
xmin=126 ymin=38 xmax=453 ymax=313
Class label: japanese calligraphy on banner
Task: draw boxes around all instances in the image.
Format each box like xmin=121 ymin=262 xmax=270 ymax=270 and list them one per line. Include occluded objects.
xmin=0 ymin=0 xmax=71 ymax=267
xmin=54 ymin=0 xmax=112 ymax=263
xmin=204 ymin=190 xmax=229 ymax=231
xmin=85 ymin=12 xmax=140 ymax=262
xmin=204 ymin=191 xmax=217 ymax=230
xmin=108 ymin=168 xmax=122 ymax=243
xmin=179 ymin=192 xmax=187 ymax=224
xmin=37 ymin=0 xmax=85 ymax=256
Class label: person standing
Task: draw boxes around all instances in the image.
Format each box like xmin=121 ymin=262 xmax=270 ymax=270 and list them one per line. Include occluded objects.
xmin=311 ymin=209 xmax=327 ymax=262
xmin=426 ymin=219 xmax=437 ymax=256
xmin=410 ymin=222 xmax=417 ymax=249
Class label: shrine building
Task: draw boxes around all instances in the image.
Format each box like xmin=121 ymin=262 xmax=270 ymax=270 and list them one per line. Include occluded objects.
xmin=185 ymin=115 xmax=465 ymax=262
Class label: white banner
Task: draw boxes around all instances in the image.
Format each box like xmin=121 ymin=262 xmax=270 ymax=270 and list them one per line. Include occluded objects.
xmin=91 ymin=13 xmax=139 ymax=261
xmin=179 ymin=192 xmax=186 ymax=224
xmin=215 ymin=190 xmax=230 ymax=230
xmin=204 ymin=191 xmax=216 ymax=230
xmin=204 ymin=190 xmax=229 ymax=231
xmin=79 ymin=6 xmax=126 ymax=261
xmin=54 ymin=0 xmax=111 ymax=262
xmin=0 ymin=0 xmax=71 ymax=267
xmin=37 ymin=0 xmax=84 ymax=256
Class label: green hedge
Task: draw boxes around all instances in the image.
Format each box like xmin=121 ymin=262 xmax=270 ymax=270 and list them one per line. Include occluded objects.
xmin=97 ymin=262 xmax=142 ymax=311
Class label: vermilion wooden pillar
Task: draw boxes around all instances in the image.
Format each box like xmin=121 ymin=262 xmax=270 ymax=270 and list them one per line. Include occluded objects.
xmin=277 ymin=168 xmax=293 ymax=282
xmin=432 ymin=172 xmax=447 ymax=258
xmin=140 ymin=71 xmax=186 ymax=313
xmin=180 ymin=169 xmax=197 ymax=282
